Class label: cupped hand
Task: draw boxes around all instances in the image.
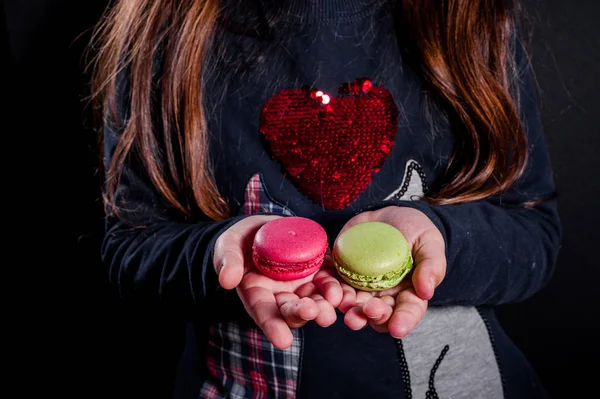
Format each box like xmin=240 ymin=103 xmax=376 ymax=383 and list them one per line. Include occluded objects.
xmin=213 ymin=215 xmax=347 ymax=349
xmin=337 ymin=206 xmax=446 ymax=338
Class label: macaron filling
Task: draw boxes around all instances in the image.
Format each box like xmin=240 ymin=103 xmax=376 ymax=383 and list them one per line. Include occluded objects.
xmin=253 ymin=250 xmax=326 ymax=274
xmin=334 ymin=256 xmax=412 ymax=290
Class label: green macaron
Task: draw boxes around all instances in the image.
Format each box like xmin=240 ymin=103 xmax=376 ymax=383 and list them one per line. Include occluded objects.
xmin=333 ymin=221 xmax=413 ymax=291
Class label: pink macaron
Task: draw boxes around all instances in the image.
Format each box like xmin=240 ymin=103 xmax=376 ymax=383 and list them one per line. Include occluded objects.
xmin=252 ymin=217 xmax=328 ymax=281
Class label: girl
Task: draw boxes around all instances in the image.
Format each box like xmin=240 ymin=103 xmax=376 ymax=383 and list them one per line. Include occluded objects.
xmin=92 ymin=0 xmax=561 ymax=397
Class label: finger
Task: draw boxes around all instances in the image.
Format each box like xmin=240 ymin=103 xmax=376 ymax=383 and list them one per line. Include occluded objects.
xmin=388 ymin=288 xmax=428 ymax=339
xmin=313 ymin=269 xmax=343 ymax=307
xmin=356 ymin=290 xmax=375 ymax=305
xmin=338 ymin=284 xmax=357 ymax=313
xmin=375 ymin=279 xmax=411 ymax=298
xmin=276 ymin=293 xmax=320 ymax=329
xmin=363 ymin=295 xmax=396 ymax=333
xmin=380 ymin=295 xmax=396 ymax=307
xmin=362 ymin=297 xmax=394 ymax=326
xmin=214 ymin=216 xmax=280 ymax=290
xmin=344 ymin=306 xmax=369 ymax=330
xmin=311 ymin=294 xmax=337 ymax=327
xmin=295 ymin=282 xmax=318 ymax=298
xmin=412 ymin=233 xmax=446 ymax=300
xmin=368 ymin=320 xmax=390 ymax=334
xmin=240 ymin=285 xmax=294 ymax=349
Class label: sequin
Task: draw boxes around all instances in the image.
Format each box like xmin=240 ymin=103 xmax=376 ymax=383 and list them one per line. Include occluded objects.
xmin=360 ymin=79 xmax=373 ymax=93
xmin=260 ymin=78 xmax=399 ymax=209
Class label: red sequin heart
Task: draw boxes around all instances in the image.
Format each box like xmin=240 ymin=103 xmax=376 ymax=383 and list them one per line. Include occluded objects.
xmin=260 ymin=79 xmax=399 ymax=209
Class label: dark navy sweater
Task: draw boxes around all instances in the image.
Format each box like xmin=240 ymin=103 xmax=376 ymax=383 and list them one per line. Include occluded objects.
xmin=101 ymin=1 xmax=562 ymax=398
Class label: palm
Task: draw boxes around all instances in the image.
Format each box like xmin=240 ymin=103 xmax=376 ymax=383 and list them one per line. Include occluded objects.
xmin=338 ymin=206 xmax=446 ymax=338
xmin=238 ymin=269 xmax=316 ymax=296
xmin=234 ymin=251 xmax=342 ymax=350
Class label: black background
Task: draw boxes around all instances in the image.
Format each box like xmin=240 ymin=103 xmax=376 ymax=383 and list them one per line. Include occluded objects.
xmin=5 ymin=0 xmax=599 ymax=397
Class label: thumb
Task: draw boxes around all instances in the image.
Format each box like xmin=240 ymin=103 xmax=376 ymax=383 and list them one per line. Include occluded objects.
xmin=213 ymin=215 xmax=281 ymax=289
xmin=411 ymin=231 xmax=446 ymax=300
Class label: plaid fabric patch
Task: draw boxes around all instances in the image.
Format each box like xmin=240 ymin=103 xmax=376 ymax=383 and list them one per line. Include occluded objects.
xmin=199 ymin=173 xmax=300 ymax=399
xmin=243 ymin=174 xmax=294 ymax=216
xmin=200 ymin=323 xmax=301 ymax=399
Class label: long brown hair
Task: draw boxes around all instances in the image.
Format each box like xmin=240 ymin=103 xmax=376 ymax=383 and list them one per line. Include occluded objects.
xmin=91 ymin=0 xmax=528 ymax=222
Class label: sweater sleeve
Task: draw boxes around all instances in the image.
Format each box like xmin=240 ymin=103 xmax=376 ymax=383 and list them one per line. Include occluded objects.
xmin=100 ymin=74 xmax=245 ymax=314
xmin=389 ymin=41 xmax=562 ymax=307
